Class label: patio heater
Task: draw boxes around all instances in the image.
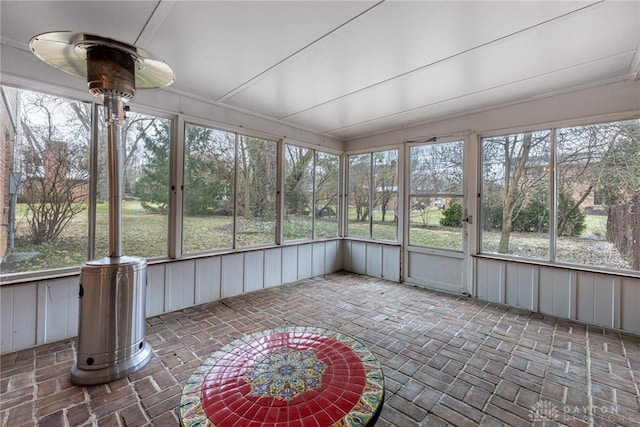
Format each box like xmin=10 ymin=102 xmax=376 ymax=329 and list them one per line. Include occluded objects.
xmin=29 ymin=32 xmax=174 ymax=385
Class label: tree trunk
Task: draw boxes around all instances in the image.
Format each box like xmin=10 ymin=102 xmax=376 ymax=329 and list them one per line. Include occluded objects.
xmin=285 ymin=149 xmax=314 ymax=215
xmin=498 ymin=133 xmax=533 ymax=253
xmin=557 ymin=185 xmax=592 ymax=236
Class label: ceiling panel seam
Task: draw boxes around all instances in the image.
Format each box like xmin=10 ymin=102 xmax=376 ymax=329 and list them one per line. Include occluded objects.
xmin=215 ymin=0 xmax=385 ymax=103
xmin=278 ymin=0 xmax=606 ymax=122
xmin=161 ymin=85 xmax=343 ymax=142
xmin=135 ymin=0 xmax=177 ymax=48
xmin=326 ymin=52 xmax=635 ymax=138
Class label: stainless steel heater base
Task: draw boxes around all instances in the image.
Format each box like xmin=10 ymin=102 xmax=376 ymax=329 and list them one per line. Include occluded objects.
xmin=70 ymin=342 xmax=152 ymax=386
xmin=70 ymin=256 xmax=151 ymax=386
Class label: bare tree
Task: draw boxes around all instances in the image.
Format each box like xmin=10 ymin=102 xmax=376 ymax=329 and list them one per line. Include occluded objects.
xmin=314 ymin=151 xmax=339 ymax=217
xmin=285 ymin=145 xmax=314 ymax=216
xmin=482 ymin=132 xmax=550 ymax=253
xmin=555 ymin=121 xmax=640 ymax=236
xmin=19 ymin=92 xmax=90 ymax=244
xmin=373 ymin=152 xmax=397 ymax=222
xmin=238 ymin=136 xmax=277 ymax=221
xmin=349 ymin=154 xmax=370 ymax=222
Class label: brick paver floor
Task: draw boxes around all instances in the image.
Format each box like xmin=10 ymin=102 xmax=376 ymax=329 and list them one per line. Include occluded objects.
xmin=2 ymin=272 xmax=639 ymax=426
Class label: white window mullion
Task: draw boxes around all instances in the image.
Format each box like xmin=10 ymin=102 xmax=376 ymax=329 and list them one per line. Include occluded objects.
xmin=311 ymin=150 xmax=317 ymax=240
xmin=341 ymin=153 xmax=348 ymax=238
xmin=549 ymin=128 xmax=557 ymax=262
xmin=168 ymin=114 xmax=184 ymax=259
xmin=276 ymin=139 xmax=285 ymax=245
xmin=369 ymin=152 xmax=374 ymax=239
xmin=232 ymin=133 xmax=239 ymax=250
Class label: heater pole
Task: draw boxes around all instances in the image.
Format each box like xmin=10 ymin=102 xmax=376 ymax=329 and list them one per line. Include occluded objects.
xmin=104 ymin=95 xmax=125 ymax=258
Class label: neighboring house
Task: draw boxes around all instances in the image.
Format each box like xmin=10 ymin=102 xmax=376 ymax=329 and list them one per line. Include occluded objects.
xmin=520 ymin=154 xmax=607 ymax=214
xmin=0 ymin=87 xmax=18 ymax=260
xmin=21 ymin=140 xmax=89 ymax=204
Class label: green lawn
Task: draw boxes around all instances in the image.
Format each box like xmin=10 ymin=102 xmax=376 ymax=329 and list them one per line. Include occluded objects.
xmin=583 ymin=214 xmax=607 ymax=236
xmin=3 ymin=202 xmax=629 ymax=273
xmin=5 ymin=202 xmax=339 ymax=271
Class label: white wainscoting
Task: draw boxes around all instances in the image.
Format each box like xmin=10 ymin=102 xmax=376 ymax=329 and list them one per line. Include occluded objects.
xmin=476 ymin=257 xmax=640 ymax=335
xmin=1 ymin=277 xmax=79 ymax=354
xmin=405 ymin=250 xmax=465 ymax=294
xmin=3 ymin=243 xmax=638 ymax=354
xmin=0 ymin=240 xmax=343 ymax=354
xmin=342 ymin=240 xmax=401 ymax=282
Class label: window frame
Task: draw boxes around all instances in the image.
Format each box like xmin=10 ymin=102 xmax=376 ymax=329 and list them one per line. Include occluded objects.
xmin=0 ymin=84 xmax=178 ymax=279
xmin=478 ymin=116 xmax=640 ymax=275
xmin=283 ymin=143 xmax=341 ymax=242
xmin=181 ymin=121 xmax=281 ymax=255
xmin=345 ymin=147 xmax=400 ymax=242
xmin=407 ymin=139 xmax=466 ymax=252
xmin=93 ymin=105 xmax=175 ymax=261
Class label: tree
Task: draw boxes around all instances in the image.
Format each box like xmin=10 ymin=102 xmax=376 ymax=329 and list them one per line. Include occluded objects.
xmin=504 ymin=193 xmax=585 ymax=237
xmin=18 ymin=91 xmax=90 ymax=244
xmin=122 ymin=114 xmax=158 ymax=194
xmin=182 ymin=126 xmax=235 ymax=216
xmin=555 ymin=120 xmax=639 ymax=236
xmin=314 ymin=152 xmax=339 ymax=218
xmin=373 ymin=152 xmax=397 ymax=222
xmin=482 ymin=132 xmax=550 ymax=253
xmin=133 ymin=119 xmax=171 ymax=213
xmin=556 ymin=124 xmax=612 ymax=235
xmin=410 ymin=143 xmax=464 ymax=196
xmin=595 ymin=121 xmax=640 ymax=206
xmin=440 ymin=200 xmax=463 ymax=227
xmin=349 ymin=154 xmax=370 ymax=222
xmin=238 ymin=136 xmax=277 ymax=221
xmin=498 ymin=133 xmax=533 ymax=252
xmin=285 ymin=145 xmax=314 ymax=216
xmin=557 ymin=194 xmax=586 ymax=236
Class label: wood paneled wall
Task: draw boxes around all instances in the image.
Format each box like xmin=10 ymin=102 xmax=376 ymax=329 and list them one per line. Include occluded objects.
xmin=2 ymin=241 xmax=638 ymax=354
xmin=1 ymin=241 xmax=342 ymax=354
xmin=476 ymin=258 xmax=640 ymax=335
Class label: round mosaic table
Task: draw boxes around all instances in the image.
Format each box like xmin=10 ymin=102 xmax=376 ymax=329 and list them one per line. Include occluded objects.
xmin=179 ymin=326 xmax=385 ymax=427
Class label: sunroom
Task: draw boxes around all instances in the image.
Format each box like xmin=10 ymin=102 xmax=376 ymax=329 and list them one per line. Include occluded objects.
xmin=1 ymin=1 xmax=639 ymax=426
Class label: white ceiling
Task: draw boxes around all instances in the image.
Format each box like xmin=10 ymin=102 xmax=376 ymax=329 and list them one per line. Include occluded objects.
xmin=1 ymin=1 xmax=639 ymax=141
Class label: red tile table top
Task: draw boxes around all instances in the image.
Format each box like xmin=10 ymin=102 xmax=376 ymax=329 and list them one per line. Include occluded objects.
xmin=179 ymin=326 xmax=385 ymax=427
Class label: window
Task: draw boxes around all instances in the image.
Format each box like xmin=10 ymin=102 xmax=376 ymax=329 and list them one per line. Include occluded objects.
xmin=347 ymin=149 xmax=398 ymax=241
xmin=481 ymin=120 xmax=639 ymax=272
xmin=284 ymin=146 xmax=339 ymax=240
xmin=1 ymin=87 xmax=91 ymax=273
xmin=235 ymin=135 xmax=277 ymax=248
xmin=409 ymin=141 xmax=464 ymax=250
xmin=481 ymin=131 xmax=551 ymax=259
xmin=0 ymin=86 xmax=173 ymax=276
xmin=95 ymin=109 xmax=171 ymax=259
xmin=347 ymin=153 xmax=370 ymax=239
xmin=182 ymin=125 xmax=235 ymax=253
xmin=284 ymin=145 xmax=313 ymax=240
xmin=555 ymin=120 xmax=639 ymax=270
xmin=182 ymin=125 xmax=277 ymax=253
xmin=373 ymin=150 xmax=398 ymax=241
xmin=314 ymin=151 xmax=340 ymax=238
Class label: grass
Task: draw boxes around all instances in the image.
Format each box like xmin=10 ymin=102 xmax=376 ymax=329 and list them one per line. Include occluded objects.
xmin=4 ymin=202 xmax=342 ymax=272
xmin=283 ymin=217 xmax=339 ymax=241
xmin=584 ymin=214 xmax=607 ymax=236
xmin=2 ymin=202 xmax=631 ymax=273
